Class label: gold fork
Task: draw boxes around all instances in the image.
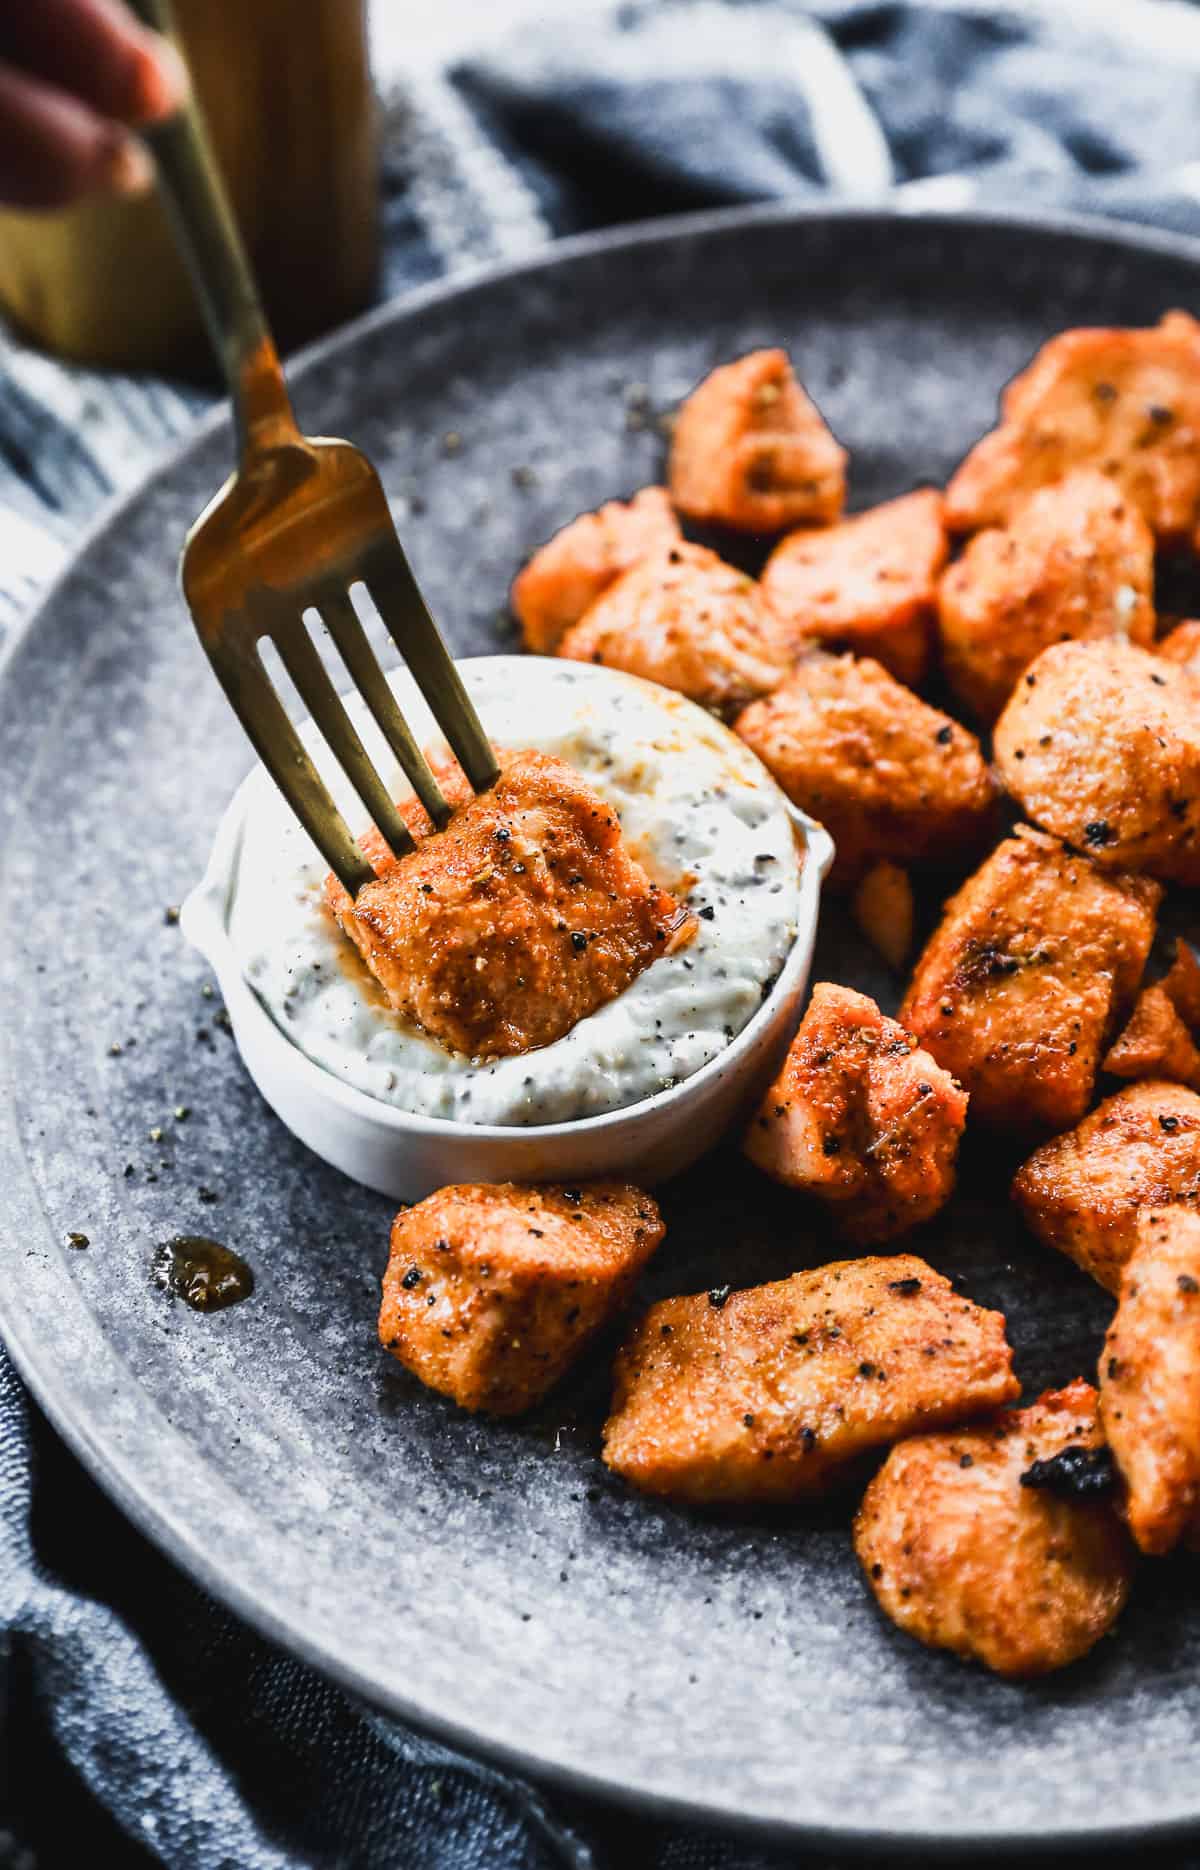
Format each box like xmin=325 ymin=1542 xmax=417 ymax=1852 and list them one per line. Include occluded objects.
xmin=128 ymin=0 xmax=499 ymax=895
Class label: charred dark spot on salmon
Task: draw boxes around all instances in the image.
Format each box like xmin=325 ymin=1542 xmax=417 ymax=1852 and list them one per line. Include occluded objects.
xmin=1019 ymin=1444 xmax=1115 ymax=1502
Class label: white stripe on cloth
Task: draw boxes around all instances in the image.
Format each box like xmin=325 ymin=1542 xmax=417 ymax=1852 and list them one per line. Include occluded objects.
xmin=891 ymin=173 xmax=983 ymax=210
xmin=372 ymin=1 xmax=551 ymax=270
xmin=382 ymin=68 xmax=551 ymax=271
xmin=0 ymin=507 xmax=68 ymax=636
xmin=916 ymin=0 xmax=1200 ymax=66
xmin=516 ymin=0 xmax=894 ymax=199
xmin=780 ymin=10 xmax=893 ymax=198
xmin=1 ymin=332 xmax=198 ymax=489
xmin=1165 ymin=161 xmax=1200 ymax=203
xmin=0 ymin=330 xmax=203 ymax=628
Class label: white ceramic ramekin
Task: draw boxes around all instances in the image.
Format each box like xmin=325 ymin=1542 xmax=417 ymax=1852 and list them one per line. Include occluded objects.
xmin=182 ymin=659 xmax=834 ymax=1200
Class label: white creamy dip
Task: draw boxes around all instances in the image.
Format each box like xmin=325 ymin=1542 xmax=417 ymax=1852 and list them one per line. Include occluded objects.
xmin=228 ymin=657 xmax=803 ymax=1127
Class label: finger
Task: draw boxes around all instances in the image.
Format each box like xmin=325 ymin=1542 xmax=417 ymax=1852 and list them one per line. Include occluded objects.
xmin=0 ymin=61 xmax=153 ymax=210
xmin=0 ymin=0 xmax=186 ymax=130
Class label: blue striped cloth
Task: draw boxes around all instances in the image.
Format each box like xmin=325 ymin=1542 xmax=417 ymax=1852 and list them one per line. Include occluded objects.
xmin=7 ymin=3 xmax=1200 ymax=1864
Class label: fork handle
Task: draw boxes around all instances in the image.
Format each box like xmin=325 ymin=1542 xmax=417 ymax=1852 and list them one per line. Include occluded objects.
xmin=125 ymin=0 xmax=299 ymax=460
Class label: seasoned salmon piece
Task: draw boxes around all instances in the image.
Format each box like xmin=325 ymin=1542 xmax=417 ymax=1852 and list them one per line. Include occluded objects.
xmin=668 ymin=348 xmax=846 ymax=533
xmin=937 ymin=470 xmax=1154 ymax=722
xmin=1012 ymin=1081 xmax=1200 ymax=1291
xmin=901 ymin=827 xmax=1159 ymax=1131
xmin=1162 ymin=938 xmax=1200 ymax=1028
xmin=326 ymin=748 xmax=692 ymax=1059
xmin=855 ymin=1380 xmax=1133 ymax=1678
xmin=944 ymin=311 xmax=1200 ymax=540
xmin=994 ymin=638 xmax=1200 ymax=886
xmin=511 ymin=486 xmax=681 ymax=654
xmin=1103 ymin=985 xmax=1200 ymax=1091
xmin=744 ymin=984 xmax=967 ymax=1245
xmin=851 ymin=860 xmax=915 ymax=972
xmin=602 ymin=1255 xmax=1017 ymax=1506
xmin=557 ymin=541 xmax=790 ymax=713
xmin=733 ymin=651 xmax=995 ymax=888
xmin=1156 ymin=618 xmax=1200 ymax=681
xmin=379 ymin=1183 xmax=665 ymax=1415
xmin=761 ymin=489 xmax=947 ymax=687
xmin=1100 ymin=1207 xmax=1200 ymax=1553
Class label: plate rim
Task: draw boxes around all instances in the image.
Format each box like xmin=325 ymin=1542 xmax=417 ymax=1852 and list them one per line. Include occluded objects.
xmin=6 ymin=200 xmax=1200 ymax=1852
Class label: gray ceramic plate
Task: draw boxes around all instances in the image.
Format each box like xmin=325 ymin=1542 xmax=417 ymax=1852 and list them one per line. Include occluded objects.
xmin=3 ymin=205 xmax=1200 ymax=1853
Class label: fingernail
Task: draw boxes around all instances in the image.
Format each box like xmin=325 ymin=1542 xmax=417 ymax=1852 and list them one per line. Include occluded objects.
xmin=102 ymin=134 xmax=156 ymax=198
xmin=136 ymin=33 xmax=190 ymax=124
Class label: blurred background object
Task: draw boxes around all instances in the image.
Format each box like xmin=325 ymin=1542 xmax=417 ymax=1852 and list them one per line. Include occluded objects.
xmin=0 ymin=0 xmax=377 ymax=372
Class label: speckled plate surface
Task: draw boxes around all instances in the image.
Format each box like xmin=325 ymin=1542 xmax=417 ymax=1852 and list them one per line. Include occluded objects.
xmin=4 ymin=206 xmax=1200 ymax=1852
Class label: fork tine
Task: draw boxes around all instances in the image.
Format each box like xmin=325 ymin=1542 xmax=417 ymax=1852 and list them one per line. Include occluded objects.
xmin=270 ymin=620 xmax=417 ymax=861
xmin=210 ymin=641 xmax=377 ymax=896
xmin=361 ymin=544 xmax=501 ymax=795
xmin=319 ymin=587 xmax=455 ymax=828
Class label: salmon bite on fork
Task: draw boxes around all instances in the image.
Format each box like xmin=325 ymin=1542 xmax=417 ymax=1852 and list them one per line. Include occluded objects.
xmin=324 ymin=749 xmax=695 ymax=1059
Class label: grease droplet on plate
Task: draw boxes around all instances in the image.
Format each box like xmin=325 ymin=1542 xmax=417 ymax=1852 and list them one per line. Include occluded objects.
xmin=153 ymin=1236 xmax=253 ymax=1312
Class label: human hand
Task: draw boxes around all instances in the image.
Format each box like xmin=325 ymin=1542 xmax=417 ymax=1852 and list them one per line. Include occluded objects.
xmin=0 ymin=0 xmax=185 ymax=210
